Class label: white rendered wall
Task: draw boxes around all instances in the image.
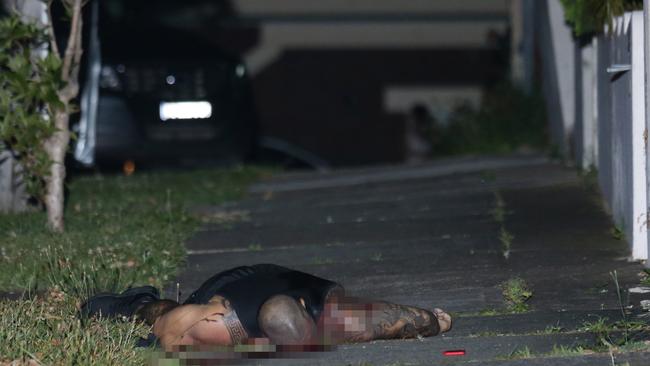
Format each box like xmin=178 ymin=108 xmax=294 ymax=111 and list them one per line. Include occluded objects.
xmin=237 ymin=0 xmax=510 ymax=76
xmin=510 ymin=0 xmax=535 ymax=92
xmin=575 ymin=41 xmax=598 ymax=169
xmin=537 ymin=0 xmax=576 ymax=156
xmin=2 ymin=0 xmax=47 ymax=24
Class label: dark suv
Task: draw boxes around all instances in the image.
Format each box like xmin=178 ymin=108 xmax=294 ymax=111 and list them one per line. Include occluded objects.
xmin=71 ymin=0 xmax=257 ymax=167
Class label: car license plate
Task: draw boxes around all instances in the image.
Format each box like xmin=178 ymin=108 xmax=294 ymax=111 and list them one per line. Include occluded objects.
xmin=159 ymin=101 xmax=212 ymax=121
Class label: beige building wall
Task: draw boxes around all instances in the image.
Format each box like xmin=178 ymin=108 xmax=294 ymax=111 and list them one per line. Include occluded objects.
xmin=233 ymin=0 xmax=509 ymax=15
xmin=234 ymin=0 xmax=511 ymax=75
xmin=236 ymin=0 xmax=512 ymax=163
xmin=246 ymin=22 xmax=509 ymax=75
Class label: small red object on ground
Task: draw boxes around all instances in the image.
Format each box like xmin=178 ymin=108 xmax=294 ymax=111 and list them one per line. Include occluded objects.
xmin=443 ymin=350 xmax=466 ymax=356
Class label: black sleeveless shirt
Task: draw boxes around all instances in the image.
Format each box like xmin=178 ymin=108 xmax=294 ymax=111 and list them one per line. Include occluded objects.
xmin=183 ymin=264 xmax=340 ymax=337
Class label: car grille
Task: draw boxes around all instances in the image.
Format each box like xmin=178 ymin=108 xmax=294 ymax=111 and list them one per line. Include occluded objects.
xmin=123 ymin=66 xmax=223 ymax=100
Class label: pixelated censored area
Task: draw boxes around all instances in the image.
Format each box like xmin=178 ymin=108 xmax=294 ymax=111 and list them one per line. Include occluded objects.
xmin=152 ymin=343 xmax=336 ymax=365
xmin=319 ymin=299 xmax=376 ymax=342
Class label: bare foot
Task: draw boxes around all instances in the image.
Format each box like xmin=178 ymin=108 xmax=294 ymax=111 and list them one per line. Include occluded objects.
xmin=433 ymin=308 xmax=452 ymax=333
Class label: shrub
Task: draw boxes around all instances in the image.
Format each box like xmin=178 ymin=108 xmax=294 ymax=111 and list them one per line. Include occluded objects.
xmin=435 ymin=82 xmax=547 ymax=156
xmin=560 ymin=0 xmax=643 ymax=36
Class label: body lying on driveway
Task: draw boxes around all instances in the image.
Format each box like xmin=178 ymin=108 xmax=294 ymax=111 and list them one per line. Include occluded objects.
xmin=80 ymin=264 xmax=452 ymax=349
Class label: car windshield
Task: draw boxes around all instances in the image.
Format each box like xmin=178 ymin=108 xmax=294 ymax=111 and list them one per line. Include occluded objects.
xmin=101 ymin=0 xmax=233 ymax=31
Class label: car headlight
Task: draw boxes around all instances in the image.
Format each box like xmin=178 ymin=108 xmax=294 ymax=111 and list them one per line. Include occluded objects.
xmin=100 ymin=65 xmax=123 ymax=91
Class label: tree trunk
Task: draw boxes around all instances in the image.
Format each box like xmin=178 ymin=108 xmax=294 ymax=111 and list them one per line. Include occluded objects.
xmin=43 ymin=109 xmax=71 ymax=232
xmin=41 ymin=0 xmax=83 ymax=232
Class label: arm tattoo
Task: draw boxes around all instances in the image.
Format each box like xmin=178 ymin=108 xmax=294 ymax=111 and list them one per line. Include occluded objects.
xmin=374 ymin=303 xmax=438 ymax=339
xmin=219 ymin=298 xmax=249 ymax=344
xmin=223 ymin=310 xmax=248 ymax=344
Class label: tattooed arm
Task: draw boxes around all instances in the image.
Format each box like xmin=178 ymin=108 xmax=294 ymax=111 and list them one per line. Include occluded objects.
xmin=322 ymin=297 xmax=440 ymax=343
xmin=349 ymin=302 xmax=439 ymax=342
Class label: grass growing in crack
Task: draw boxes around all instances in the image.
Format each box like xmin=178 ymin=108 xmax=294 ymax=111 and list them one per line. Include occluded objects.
xmin=574 ymin=272 xmax=650 ymax=354
xmin=469 ymin=331 xmax=501 ymax=338
xmin=547 ymin=345 xmax=588 ymax=357
xmin=611 ymin=270 xmax=631 ymax=344
xmin=504 ymin=346 xmax=533 ymax=360
xmin=539 ymin=324 xmax=564 ymax=334
xmin=461 ymin=278 xmax=533 ymax=317
xmin=370 ymin=252 xmax=383 ymax=262
xmin=500 ymin=345 xmax=588 ymax=360
xmin=496 ymin=317 xmax=650 ymax=361
xmin=498 ymin=341 xmax=650 ymax=361
xmin=617 ymin=341 xmax=650 ymax=353
xmin=501 ymin=277 xmax=532 ymax=313
xmin=640 ymin=269 xmax=650 ymax=286
xmin=489 ymin=190 xmax=513 ymax=259
xmin=455 ymin=308 xmax=504 ymax=317
xmin=491 ymin=191 xmax=506 ymax=223
xmin=499 ymin=227 xmax=514 ymax=259
xmin=576 ymin=317 xmax=650 ymax=353
xmin=247 ymin=243 xmax=263 ymax=252
xmin=472 ymin=325 xmax=565 ymax=337
xmin=478 ymin=308 xmax=502 ymax=316
xmin=610 ymin=225 xmax=625 ymax=241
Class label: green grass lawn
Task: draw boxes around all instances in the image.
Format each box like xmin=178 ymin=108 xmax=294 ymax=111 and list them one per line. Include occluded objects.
xmin=0 ymin=165 xmax=270 ymax=364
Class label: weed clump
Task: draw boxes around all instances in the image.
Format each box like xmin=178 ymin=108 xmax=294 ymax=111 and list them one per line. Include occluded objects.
xmin=610 ymin=225 xmax=625 ymax=241
xmin=501 ymin=277 xmax=533 ymax=313
xmin=433 ymin=82 xmax=548 ymax=156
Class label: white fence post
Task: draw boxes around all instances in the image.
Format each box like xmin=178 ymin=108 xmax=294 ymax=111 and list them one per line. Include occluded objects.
xmin=644 ymin=0 xmax=650 ymax=264
xmin=631 ymin=12 xmax=648 ymax=260
xmin=576 ymin=40 xmax=598 ymax=169
xmin=597 ymin=33 xmax=613 ymax=208
xmin=610 ymin=12 xmax=648 ymax=260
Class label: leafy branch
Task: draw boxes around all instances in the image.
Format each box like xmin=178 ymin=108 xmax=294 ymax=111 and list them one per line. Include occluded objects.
xmin=560 ymin=0 xmax=643 ymax=37
xmin=0 ymin=16 xmax=62 ymax=198
xmin=0 ymin=0 xmax=85 ymax=231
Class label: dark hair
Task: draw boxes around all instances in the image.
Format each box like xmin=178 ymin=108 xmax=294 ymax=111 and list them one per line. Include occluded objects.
xmin=135 ymin=300 xmax=179 ymax=325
